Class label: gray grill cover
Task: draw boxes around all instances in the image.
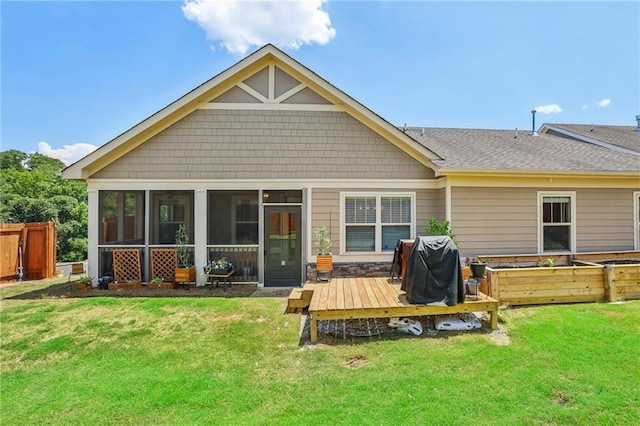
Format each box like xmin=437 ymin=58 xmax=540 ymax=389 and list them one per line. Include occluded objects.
xmin=401 ymin=236 xmax=465 ymax=305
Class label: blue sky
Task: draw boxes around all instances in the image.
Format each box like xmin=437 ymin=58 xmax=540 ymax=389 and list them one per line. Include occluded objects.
xmin=2 ymin=1 xmax=639 ymax=164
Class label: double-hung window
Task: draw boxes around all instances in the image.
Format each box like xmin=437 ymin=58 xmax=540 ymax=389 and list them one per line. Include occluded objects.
xmin=539 ymin=192 xmax=575 ymax=252
xmin=343 ymin=193 xmax=414 ymax=253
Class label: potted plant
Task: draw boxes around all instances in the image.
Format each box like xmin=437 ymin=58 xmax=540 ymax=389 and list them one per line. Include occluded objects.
xmin=469 ymin=257 xmax=488 ymax=278
xmin=74 ymin=274 xmax=93 ymax=291
xmin=174 ymin=224 xmax=196 ymax=283
xmin=314 ymin=225 xmax=333 ymax=280
xmin=207 ymin=257 xmax=234 ymax=274
xmin=147 ymin=276 xmax=172 ymax=289
xmin=424 ymin=217 xmax=458 ymax=247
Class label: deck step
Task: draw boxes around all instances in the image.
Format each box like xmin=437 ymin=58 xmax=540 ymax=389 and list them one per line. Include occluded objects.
xmin=286 ymin=287 xmax=315 ymax=313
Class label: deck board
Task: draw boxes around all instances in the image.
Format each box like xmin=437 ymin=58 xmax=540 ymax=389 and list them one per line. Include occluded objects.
xmin=307 ymin=277 xmax=500 ymax=343
xmin=349 ymin=278 xmax=363 ymax=309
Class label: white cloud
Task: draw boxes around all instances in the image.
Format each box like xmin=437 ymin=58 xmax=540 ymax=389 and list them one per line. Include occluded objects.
xmin=37 ymin=141 xmax=98 ymax=165
xmin=534 ymin=104 xmax=563 ymax=114
xmin=182 ymin=0 xmax=336 ymax=56
xmin=581 ymin=104 xmax=589 ymax=110
xmin=597 ymin=98 xmax=611 ymax=107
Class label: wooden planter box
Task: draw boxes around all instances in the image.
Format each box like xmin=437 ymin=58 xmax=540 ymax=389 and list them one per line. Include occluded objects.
xmin=108 ymin=280 xmax=142 ymax=290
xmin=316 ymin=255 xmax=333 ymax=281
xmin=146 ymin=282 xmax=175 ymax=290
xmin=175 ymin=266 xmax=196 ymax=283
xmin=75 ymin=282 xmax=93 ymax=291
xmin=480 ymin=250 xmax=640 ymax=306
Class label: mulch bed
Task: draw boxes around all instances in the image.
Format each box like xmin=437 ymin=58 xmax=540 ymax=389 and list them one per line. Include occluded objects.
xmin=6 ymin=282 xmax=261 ymax=300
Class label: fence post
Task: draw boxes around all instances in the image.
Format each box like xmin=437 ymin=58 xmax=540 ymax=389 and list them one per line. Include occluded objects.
xmin=604 ymin=265 xmax=617 ymax=302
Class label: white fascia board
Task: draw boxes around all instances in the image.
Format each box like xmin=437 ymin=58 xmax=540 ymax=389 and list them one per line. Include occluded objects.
xmin=87 ymin=178 xmax=439 ymax=191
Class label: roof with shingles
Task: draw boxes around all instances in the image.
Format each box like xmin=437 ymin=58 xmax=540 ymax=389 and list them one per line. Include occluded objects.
xmin=541 ymin=123 xmax=640 ymax=153
xmin=405 ymin=127 xmax=640 ymax=174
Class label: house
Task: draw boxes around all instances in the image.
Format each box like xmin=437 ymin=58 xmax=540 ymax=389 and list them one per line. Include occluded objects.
xmin=62 ymin=44 xmax=640 ymax=287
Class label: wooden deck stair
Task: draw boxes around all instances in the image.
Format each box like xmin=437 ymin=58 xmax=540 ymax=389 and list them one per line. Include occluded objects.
xmin=286 ymin=284 xmax=319 ymax=313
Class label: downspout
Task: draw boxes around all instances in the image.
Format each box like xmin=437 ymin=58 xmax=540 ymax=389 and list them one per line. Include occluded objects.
xmin=445 ymin=181 xmax=452 ymax=224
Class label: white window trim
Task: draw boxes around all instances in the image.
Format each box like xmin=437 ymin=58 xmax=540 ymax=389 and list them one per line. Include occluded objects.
xmin=537 ymin=191 xmax=576 ymax=253
xmin=340 ymin=192 xmax=416 ymax=255
xmin=634 ymin=191 xmax=640 ymax=251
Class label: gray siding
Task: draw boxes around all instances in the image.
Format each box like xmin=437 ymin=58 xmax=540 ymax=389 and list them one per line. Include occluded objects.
xmin=244 ymin=67 xmax=269 ymax=97
xmin=92 ymin=110 xmax=433 ymax=180
xmin=452 ymin=187 xmax=637 ymax=257
xmin=452 ymin=187 xmax=538 ymax=257
xmin=576 ymin=188 xmax=634 ymax=251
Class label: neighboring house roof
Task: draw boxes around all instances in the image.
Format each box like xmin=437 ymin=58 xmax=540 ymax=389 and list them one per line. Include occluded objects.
xmin=405 ymin=127 xmax=640 ymax=175
xmin=62 ymin=44 xmax=440 ymax=180
xmin=539 ymin=123 xmax=640 ymax=155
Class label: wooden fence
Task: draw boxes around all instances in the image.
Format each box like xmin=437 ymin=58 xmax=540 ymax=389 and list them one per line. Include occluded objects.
xmin=481 ymin=251 xmax=640 ymax=306
xmin=0 ymin=222 xmax=57 ymax=281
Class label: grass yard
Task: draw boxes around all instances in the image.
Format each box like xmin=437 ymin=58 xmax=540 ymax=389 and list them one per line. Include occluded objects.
xmin=1 ymin=281 xmax=639 ymax=425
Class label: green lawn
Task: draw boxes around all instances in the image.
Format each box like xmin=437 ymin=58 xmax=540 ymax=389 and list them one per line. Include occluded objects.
xmin=1 ymin=282 xmax=639 ymax=425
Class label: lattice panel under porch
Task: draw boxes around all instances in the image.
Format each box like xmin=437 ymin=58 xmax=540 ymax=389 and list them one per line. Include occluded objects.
xmin=151 ymin=248 xmax=177 ymax=282
xmin=112 ymin=249 xmax=142 ymax=282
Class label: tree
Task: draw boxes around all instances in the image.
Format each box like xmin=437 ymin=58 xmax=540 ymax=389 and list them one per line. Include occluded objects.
xmin=0 ymin=150 xmax=88 ymax=262
xmin=0 ymin=150 xmax=28 ymax=170
xmin=25 ymin=153 xmax=65 ymax=174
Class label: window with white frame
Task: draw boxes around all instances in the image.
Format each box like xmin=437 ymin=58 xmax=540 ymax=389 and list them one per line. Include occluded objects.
xmin=539 ymin=192 xmax=575 ymax=252
xmin=343 ymin=193 xmax=414 ymax=253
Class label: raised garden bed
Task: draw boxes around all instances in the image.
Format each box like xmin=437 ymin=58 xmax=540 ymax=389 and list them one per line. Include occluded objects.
xmin=476 ymin=251 xmax=640 ymax=306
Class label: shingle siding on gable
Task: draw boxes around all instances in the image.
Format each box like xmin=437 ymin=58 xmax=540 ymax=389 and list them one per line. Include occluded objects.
xmin=92 ymin=109 xmax=433 ymax=180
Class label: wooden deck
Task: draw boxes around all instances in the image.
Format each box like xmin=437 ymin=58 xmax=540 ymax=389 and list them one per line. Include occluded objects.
xmin=298 ymin=277 xmax=499 ymax=343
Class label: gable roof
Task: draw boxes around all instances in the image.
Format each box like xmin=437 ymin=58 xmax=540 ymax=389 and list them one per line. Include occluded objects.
xmin=539 ymin=123 xmax=640 ymax=155
xmin=405 ymin=127 xmax=640 ymax=176
xmin=62 ymin=44 xmax=440 ymax=179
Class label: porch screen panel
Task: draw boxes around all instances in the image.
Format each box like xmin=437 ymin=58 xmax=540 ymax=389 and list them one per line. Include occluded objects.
xmin=99 ymin=191 xmax=145 ymax=245
xmin=208 ymin=191 xmax=258 ymax=245
xmin=150 ymin=191 xmax=194 ymax=245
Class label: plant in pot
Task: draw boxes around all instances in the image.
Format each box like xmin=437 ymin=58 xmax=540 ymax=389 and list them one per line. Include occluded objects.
xmin=73 ymin=274 xmax=93 ymax=291
xmin=468 ymin=257 xmax=488 ymax=278
xmin=148 ymin=276 xmax=171 ymax=289
xmin=174 ymin=224 xmax=196 ymax=283
xmin=424 ymin=217 xmax=458 ymax=247
xmin=314 ymin=225 xmax=333 ymax=280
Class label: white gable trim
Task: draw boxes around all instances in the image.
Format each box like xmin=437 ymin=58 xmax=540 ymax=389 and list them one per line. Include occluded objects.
xmin=198 ymin=103 xmax=343 ymax=112
xmin=62 ymin=44 xmax=441 ymax=180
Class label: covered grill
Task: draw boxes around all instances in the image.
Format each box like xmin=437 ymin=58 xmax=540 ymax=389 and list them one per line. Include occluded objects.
xmin=401 ymin=236 xmax=465 ymax=306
